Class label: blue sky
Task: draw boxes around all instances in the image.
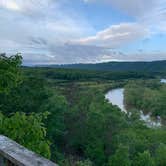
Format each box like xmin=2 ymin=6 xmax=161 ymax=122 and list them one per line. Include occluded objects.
xmin=0 ymin=0 xmax=166 ymax=64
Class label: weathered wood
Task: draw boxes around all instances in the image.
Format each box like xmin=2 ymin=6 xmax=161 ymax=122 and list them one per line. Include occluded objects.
xmin=0 ymin=135 xmax=58 ymax=166
xmin=0 ymin=155 xmax=5 ymax=166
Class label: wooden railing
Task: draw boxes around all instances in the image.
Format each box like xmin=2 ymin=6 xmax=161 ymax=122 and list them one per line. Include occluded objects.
xmin=0 ymin=135 xmax=58 ymax=166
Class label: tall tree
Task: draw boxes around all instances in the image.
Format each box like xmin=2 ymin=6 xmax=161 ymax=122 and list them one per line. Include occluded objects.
xmin=133 ymin=151 xmax=155 ymax=166
xmin=0 ymin=53 xmax=22 ymax=93
xmin=155 ymin=144 xmax=166 ymax=166
xmin=108 ymin=145 xmax=131 ymax=166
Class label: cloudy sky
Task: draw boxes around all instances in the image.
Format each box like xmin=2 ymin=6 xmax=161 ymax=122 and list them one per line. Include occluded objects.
xmin=0 ymin=0 xmax=166 ymax=64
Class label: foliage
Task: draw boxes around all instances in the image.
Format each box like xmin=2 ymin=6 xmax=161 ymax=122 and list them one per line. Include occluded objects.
xmin=108 ymin=145 xmax=131 ymax=166
xmin=23 ymin=67 xmax=154 ymax=82
xmin=0 ymin=112 xmax=51 ymax=158
xmin=75 ymin=160 xmax=93 ymax=166
xmin=0 ymin=53 xmax=22 ymax=93
xmin=133 ymin=151 xmax=155 ymax=166
xmin=155 ymin=144 xmax=166 ymax=166
xmin=124 ymin=80 xmax=166 ymax=122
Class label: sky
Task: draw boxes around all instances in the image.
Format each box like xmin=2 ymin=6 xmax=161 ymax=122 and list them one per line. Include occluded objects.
xmin=0 ymin=0 xmax=166 ymax=64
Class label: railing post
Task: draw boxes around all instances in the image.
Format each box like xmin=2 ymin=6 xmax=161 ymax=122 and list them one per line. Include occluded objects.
xmin=0 ymin=155 xmax=5 ymax=166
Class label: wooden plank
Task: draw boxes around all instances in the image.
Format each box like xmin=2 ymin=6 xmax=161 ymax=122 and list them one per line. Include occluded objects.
xmin=0 ymin=135 xmax=58 ymax=166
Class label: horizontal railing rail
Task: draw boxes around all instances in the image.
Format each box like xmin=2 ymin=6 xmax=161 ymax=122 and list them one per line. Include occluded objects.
xmin=0 ymin=135 xmax=58 ymax=166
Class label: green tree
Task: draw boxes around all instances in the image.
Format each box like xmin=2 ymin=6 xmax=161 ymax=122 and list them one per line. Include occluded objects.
xmin=133 ymin=151 xmax=155 ymax=166
xmin=76 ymin=159 xmax=93 ymax=166
xmin=0 ymin=53 xmax=22 ymax=93
xmin=43 ymin=92 xmax=68 ymax=160
xmin=155 ymin=144 xmax=166 ymax=166
xmin=0 ymin=54 xmax=51 ymax=158
xmin=0 ymin=112 xmax=51 ymax=159
xmin=0 ymin=77 xmax=51 ymax=115
xmin=108 ymin=145 xmax=131 ymax=166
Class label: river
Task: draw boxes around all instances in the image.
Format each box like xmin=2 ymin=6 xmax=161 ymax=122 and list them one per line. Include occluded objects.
xmin=105 ymin=85 xmax=163 ymax=127
xmin=105 ymin=88 xmax=127 ymax=113
xmin=161 ymin=79 xmax=166 ymax=83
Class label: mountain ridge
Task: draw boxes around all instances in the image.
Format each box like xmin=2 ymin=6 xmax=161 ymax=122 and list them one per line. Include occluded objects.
xmin=37 ymin=60 xmax=166 ymax=72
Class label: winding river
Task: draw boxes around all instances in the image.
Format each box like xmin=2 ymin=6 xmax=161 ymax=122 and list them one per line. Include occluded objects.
xmin=105 ymin=78 xmax=166 ymax=127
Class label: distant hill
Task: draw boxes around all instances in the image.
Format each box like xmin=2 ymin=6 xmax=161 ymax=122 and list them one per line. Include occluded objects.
xmin=41 ymin=60 xmax=166 ymax=72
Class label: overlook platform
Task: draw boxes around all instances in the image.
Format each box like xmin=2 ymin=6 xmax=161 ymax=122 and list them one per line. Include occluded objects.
xmin=0 ymin=135 xmax=58 ymax=166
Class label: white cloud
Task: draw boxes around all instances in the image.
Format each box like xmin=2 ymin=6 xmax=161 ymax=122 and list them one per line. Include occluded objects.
xmin=0 ymin=0 xmax=53 ymax=15
xmin=0 ymin=0 xmax=95 ymax=64
xmin=74 ymin=23 xmax=149 ymax=48
xmin=110 ymin=52 xmax=166 ymax=62
xmin=22 ymin=44 xmax=113 ymax=65
xmin=23 ymin=48 xmax=166 ymax=65
xmin=0 ymin=0 xmax=166 ymax=64
xmin=0 ymin=0 xmax=21 ymax=11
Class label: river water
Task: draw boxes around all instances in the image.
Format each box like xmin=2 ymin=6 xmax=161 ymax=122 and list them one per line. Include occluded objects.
xmin=105 ymin=88 xmax=127 ymax=113
xmin=161 ymin=79 xmax=166 ymax=83
xmin=105 ymin=86 xmax=162 ymax=127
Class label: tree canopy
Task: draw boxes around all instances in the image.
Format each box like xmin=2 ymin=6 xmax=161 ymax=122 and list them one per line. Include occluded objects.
xmin=0 ymin=53 xmax=22 ymax=93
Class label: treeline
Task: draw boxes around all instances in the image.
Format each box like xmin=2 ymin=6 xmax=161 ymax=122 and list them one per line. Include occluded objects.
xmin=23 ymin=67 xmax=155 ymax=81
xmin=0 ymin=54 xmax=166 ymax=165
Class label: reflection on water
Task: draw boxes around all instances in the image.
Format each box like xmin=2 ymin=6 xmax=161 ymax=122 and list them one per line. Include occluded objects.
xmin=105 ymin=88 xmax=161 ymax=127
xmin=140 ymin=111 xmax=161 ymax=127
xmin=161 ymin=79 xmax=166 ymax=83
xmin=105 ymin=88 xmax=127 ymax=113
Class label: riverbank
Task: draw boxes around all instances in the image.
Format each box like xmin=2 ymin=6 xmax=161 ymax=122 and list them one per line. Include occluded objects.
xmin=105 ymin=86 xmax=162 ymax=127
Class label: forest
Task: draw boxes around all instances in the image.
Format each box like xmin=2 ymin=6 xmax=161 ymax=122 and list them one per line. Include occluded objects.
xmin=124 ymin=80 xmax=166 ymax=125
xmin=0 ymin=54 xmax=166 ymax=166
xmin=44 ymin=60 xmax=166 ymax=73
